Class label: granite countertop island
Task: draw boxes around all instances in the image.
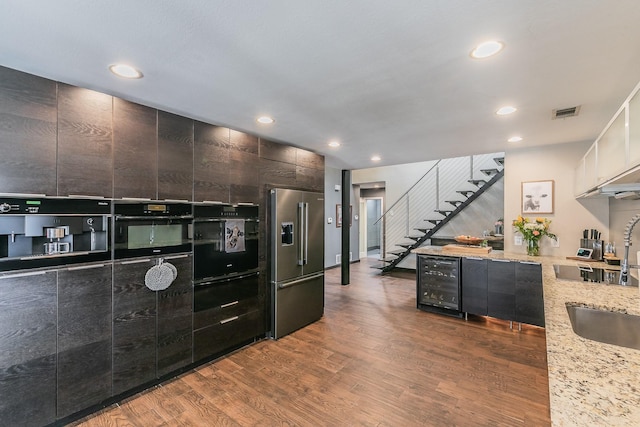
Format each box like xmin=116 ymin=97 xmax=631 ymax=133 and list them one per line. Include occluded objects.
xmin=413 ymin=246 xmax=640 ymax=426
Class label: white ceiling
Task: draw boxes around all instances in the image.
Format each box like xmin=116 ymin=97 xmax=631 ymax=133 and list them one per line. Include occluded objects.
xmin=2 ymin=1 xmax=640 ymax=170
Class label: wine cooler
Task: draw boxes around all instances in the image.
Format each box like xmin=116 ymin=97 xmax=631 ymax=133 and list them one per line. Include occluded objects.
xmin=416 ymin=254 xmax=462 ymax=317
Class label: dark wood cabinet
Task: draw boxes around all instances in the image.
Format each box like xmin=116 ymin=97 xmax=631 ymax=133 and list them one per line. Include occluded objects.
xmin=515 ymin=261 xmax=545 ymax=327
xmin=459 ymin=258 xmax=545 ymax=327
xmin=0 ymin=66 xmax=58 ymax=196
xmin=113 ymin=99 xmax=158 ymax=199
xmin=0 ymin=269 xmax=57 ymax=427
xmin=112 ymin=259 xmax=157 ymax=395
xmin=229 ymin=130 xmax=259 ymax=204
xmin=193 ymin=122 xmax=230 ymax=203
xmin=487 ymin=259 xmax=516 ymax=321
xmin=295 ymin=148 xmax=325 ymax=192
xmin=158 ymin=111 xmax=193 ymax=201
xmin=193 ymin=272 xmax=261 ymax=362
xmin=157 ymin=255 xmax=193 ymax=377
xmin=57 ymin=84 xmax=113 ymax=197
xmin=57 ymin=263 xmax=112 ymax=418
xmin=461 ymin=257 xmax=488 ymax=316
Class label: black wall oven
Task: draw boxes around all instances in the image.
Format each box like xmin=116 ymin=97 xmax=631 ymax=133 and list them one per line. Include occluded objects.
xmin=192 ymin=203 xmax=261 ymax=360
xmin=113 ymin=201 xmax=193 ymax=259
xmin=192 ymin=203 xmax=259 ymax=282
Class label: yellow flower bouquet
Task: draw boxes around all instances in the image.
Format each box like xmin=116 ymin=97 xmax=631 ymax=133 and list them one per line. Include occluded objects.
xmin=512 ymin=216 xmax=557 ymax=256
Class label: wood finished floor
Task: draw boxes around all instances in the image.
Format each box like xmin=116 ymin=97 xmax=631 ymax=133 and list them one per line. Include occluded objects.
xmin=71 ymin=259 xmax=550 ymax=426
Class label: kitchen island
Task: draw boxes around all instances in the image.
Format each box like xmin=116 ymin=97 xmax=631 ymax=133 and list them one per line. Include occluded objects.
xmin=413 ymin=246 xmax=640 ymax=426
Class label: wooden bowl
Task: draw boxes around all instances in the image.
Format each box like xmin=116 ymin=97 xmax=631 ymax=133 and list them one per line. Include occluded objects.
xmin=454 ymin=236 xmax=484 ymax=245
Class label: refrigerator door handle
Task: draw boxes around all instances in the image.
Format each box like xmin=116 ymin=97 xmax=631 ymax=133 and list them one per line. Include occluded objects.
xmin=275 ymin=272 xmax=324 ymax=289
xmin=298 ymin=202 xmax=305 ymax=266
xmin=304 ymin=202 xmax=309 ymax=265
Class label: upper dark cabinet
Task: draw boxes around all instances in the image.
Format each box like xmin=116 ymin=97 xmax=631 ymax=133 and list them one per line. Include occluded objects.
xmin=259 ymin=138 xmax=296 ymax=164
xmin=193 ymin=122 xmax=230 ymax=203
xmin=229 ymin=130 xmax=259 ymax=204
xmin=295 ymin=148 xmax=324 ymax=192
xmin=113 ymin=99 xmax=158 ymax=199
xmin=0 ymin=66 xmax=57 ymax=196
xmin=158 ymin=111 xmax=193 ymax=201
xmin=57 ymin=84 xmax=113 ymax=198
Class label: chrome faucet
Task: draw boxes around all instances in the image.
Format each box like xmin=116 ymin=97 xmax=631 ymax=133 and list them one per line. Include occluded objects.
xmin=619 ymin=213 xmax=640 ymax=285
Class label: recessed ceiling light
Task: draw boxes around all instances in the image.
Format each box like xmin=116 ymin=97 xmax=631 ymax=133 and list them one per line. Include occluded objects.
xmin=109 ymin=64 xmax=143 ymax=79
xmin=470 ymin=41 xmax=504 ymax=59
xmin=496 ymin=106 xmax=517 ymax=116
xmin=328 ymin=141 xmax=341 ymax=148
xmin=257 ymin=116 xmax=275 ymax=124
xmin=508 ymin=136 xmax=523 ymax=143
xmin=371 ymin=155 xmax=381 ymax=162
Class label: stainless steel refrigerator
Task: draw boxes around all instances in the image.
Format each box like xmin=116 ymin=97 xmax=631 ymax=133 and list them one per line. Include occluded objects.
xmin=270 ymin=188 xmax=324 ymax=339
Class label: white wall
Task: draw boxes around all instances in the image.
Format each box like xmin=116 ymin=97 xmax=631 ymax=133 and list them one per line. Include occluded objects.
xmin=504 ymin=141 xmax=609 ymax=256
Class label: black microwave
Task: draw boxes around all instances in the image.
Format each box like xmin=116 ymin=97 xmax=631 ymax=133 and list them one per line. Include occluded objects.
xmin=113 ymin=201 xmax=193 ymax=259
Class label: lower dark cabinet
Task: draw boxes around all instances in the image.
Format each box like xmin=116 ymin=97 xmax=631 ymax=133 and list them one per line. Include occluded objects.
xmin=515 ymin=262 xmax=544 ymax=327
xmin=157 ymin=255 xmax=193 ymax=377
xmin=194 ymin=309 xmax=262 ymax=361
xmin=113 ymin=255 xmax=193 ymax=394
xmin=461 ymin=257 xmax=488 ymax=316
xmin=57 ymin=263 xmax=112 ymax=418
xmin=193 ymin=272 xmax=261 ymax=361
xmin=459 ymin=257 xmax=545 ymax=327
xmin=112 ymin=259 xmax=158 ymax=395
xmin=487 ymin=259 xmax=516 ymax=320
xmin=0 ymin=270 xmax=57 ymax=427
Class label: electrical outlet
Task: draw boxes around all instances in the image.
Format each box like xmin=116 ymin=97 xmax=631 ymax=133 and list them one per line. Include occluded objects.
xmin=551 ymin=237 xmax=560 ymax=247
xmin=515 ymin=235 xmax=523 ymax=246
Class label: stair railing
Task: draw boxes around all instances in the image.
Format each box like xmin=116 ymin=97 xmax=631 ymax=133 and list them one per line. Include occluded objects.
xmin=373 ymin=153 xmax=502 ymax=263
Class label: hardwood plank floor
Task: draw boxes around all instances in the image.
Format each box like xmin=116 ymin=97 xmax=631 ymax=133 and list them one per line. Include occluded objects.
xmin=71 ymin=259 xmax=550 ymax=426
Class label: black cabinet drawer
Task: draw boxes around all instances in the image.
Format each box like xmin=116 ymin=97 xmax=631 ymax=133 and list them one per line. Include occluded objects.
xmin=193 ymin=309 xmax=263 ymax=362
xmin=194 ymin=273 xmax=259 ymax=311
xmin=194 ymin=296 xmax=259 ymax=331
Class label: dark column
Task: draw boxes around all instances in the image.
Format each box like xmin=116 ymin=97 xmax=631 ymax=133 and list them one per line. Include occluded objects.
xmin=341 ymin=170 xmax=351 ymax=285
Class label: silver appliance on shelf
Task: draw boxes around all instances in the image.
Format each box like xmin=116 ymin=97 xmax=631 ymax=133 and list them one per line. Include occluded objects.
xmin=270 ymin=188 xmax=324 ymax=339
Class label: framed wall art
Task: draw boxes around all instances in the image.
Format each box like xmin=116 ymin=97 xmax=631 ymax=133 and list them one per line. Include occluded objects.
xmin=336 ymin=204 xmax=352 ymax=228
xmin=521 ymin=180 xmax=554 ymax=214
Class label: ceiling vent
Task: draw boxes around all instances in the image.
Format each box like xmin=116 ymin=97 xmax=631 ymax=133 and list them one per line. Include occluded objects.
xmin=552 ymin=105 xmax=581 ymax=119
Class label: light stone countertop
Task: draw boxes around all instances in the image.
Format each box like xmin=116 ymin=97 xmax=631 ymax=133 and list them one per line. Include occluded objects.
xmin=413 ymin=246 xmax=640 ymax=426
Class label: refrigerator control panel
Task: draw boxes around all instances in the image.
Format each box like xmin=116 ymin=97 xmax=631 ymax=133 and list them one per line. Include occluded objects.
xmin=281 ymin=222 xmax=294 ymax=245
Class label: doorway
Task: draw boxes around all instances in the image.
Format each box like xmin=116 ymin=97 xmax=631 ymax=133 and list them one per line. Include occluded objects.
xmin=359 ymin=194 xmax=384 ymax=259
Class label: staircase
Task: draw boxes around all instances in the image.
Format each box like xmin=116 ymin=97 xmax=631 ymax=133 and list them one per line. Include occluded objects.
xmin=374 ymin=153 xmax=504 ymax=273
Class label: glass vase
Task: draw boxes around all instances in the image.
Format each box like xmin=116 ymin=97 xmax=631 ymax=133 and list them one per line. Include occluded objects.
xmin=526 ymin=239 xmax=540 ymax=256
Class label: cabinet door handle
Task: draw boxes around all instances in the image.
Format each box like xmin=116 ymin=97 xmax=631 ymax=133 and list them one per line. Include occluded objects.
xmin=220 ymin=300 xmax=239 ymax=309
xmin=0 ymin=270 xmax=49 ymax=280
xmin=491 ymin=259 xmax=511 ymax=263
xmin=164 ymin=254 xmax=189 ymax=260
xmin=120 ymin=258 xmax=151 ymax=265
xmin=67 ymin=263 xmax=106 ymax=271
xmin=465 ymin=256 xmax=484 ymax=260
xmin=220 ymin=316 xmax=239 ymax=324
xmin=520 ymin=261 xmax=541 ymax=265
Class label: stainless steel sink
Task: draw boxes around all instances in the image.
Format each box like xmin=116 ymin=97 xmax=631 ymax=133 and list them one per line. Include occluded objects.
xmin=566 ymin=303 xmax=640 ymax=351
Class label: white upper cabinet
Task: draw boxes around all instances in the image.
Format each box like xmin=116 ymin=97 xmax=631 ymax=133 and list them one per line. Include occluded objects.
xmin=629 ymin=89 xmax=640 ymax=166
xmin=596 ymin=109 xmax=626 ymax=184
xmin=575 ymin=80 xmax=640 ymax=197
